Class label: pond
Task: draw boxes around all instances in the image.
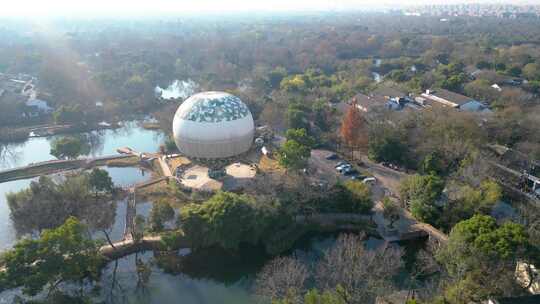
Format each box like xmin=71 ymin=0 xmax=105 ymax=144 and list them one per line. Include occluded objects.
xmin=0 ymin=227 xmax=426 ymax=304
xmin=0 ymin=166 xmax=153 ymax=252
xmin=95 ymin=233 xmax=349 ymax=304
xmin=155 ymin=79 xmax=198 ymax=101
xmin=95 ymin=233 xmax=422 ymax=304
xmin=0 ymin=121 xmax=165 ymax=170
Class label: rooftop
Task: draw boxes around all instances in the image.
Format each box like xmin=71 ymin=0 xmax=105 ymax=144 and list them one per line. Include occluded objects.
xmin=422 ymin=88 xmax=475 ymax=107
xmin=176 ymin=91 xmax=250 ymax=123
xmin=353 ymin=93 xmax=387 ymax=112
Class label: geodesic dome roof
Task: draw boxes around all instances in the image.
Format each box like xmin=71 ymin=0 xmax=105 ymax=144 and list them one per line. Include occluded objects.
xmin=175 ymin=91 xmax=250 ymax=123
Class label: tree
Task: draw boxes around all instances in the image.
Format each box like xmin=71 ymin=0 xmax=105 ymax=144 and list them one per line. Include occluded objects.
xmin=286 ymin=128 xmax=315 ymax=148
xmin=6 ymin=173 xmax=114 ymax=235
xmin=281 ymin=75 xmax=308 ymax=93
xmin=343 ymin=180 xmax=373 ymax=214
xmin=50 ymin=136 xmax=88 ymax=160
xmin=440 ymin=180 xmax=502 ymax=231
xmin=382 ymin=197 xmax=400 ymax=228
xmin=340 ymin=101 xmax=368 ymax=154
xmin=287 ymin=103 xmax=310 ymax=130
xmin=420 ymin=152 xmax=445 ymax=176
xmin=179 ymin=192 xmax=287 ymax=252
xmin=255 ymin=256 xmax=309 ymax=304
xmin=316 ymin=234 xmax=403 ymax=303
xmin=0 ymin=217 xmax=102 ymax=296
xmin=149 ymin=199 xmax=175 ymax=232
xmin=399 ymin=174 xmax=444 ymax=225
xmin=88 ymin=168 xmax=113 ymax=196
xmin=367 ymin=124 xmax=408 ymax=165
xmin=133 ymin=215 xmax=146 ymax=243
xmin=400 ymin=174 xmax=444 ymax=207
xmin=273 ymin=288 xmax=347 ymax=304
xmin=436 ymin=215 xmax=530 ymax=303
xmin=523 ymin=63 xmax=540 ymax=81
xmin=52 ymin=105 xmax=84 ymax=125
xmin=278 ymin=139 xmax=311 ymax=171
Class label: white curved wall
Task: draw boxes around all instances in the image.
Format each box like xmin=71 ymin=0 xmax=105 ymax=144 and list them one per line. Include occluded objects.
xmin=172 ymin=113 xmax=255 ymax=158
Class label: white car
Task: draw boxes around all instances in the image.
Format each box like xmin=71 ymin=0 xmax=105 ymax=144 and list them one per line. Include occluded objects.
xmin=336 ymin=164 xmax=352 ymax=173
xmin=362 ymin=177 xmax=376 ymax=184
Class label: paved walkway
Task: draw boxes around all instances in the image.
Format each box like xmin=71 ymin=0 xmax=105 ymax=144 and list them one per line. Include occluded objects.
xmin=158 ymin=156 xmax=173 ymax=177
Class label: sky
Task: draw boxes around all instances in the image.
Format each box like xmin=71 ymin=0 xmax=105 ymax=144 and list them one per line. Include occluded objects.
xmin=1 ymin=0 xmax=539 ymax=17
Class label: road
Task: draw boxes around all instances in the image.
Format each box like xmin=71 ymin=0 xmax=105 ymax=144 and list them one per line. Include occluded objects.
xmin=309 ymin=149 xmax=448 ymax=244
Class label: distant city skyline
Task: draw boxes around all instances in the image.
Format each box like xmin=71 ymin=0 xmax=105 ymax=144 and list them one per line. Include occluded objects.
xmin=2 ymin=0 xmax=540 ymax=17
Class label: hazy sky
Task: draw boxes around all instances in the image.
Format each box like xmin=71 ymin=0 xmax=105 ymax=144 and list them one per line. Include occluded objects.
xmin=2 ymin=0 xmax=539 ymax=17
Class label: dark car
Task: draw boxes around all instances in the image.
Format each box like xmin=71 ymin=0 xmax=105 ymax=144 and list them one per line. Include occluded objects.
xmin=326 ymin=153 xmax=338 ymax=160
xmin=349 ymin=173 xmax=364 ymax=180
xmin=343 ymin=168 xmax=359 ymax=176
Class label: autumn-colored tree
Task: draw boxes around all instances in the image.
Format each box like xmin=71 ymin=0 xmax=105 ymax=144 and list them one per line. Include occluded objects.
xmin=340 ymin=100 xmax=368 ymax=155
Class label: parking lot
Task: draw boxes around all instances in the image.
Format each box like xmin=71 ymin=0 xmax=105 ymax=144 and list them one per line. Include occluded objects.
xmin=309 ymin=149 xmax=408 ymax=200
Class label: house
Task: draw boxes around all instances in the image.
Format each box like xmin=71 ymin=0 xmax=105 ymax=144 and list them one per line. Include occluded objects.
xmin=352 ymin=93 xmax=387 ymax=112
xmin=372 ymin=86 xmax=422 ymax=111
xmin=421 ymin=88 xmax=491 ymax=113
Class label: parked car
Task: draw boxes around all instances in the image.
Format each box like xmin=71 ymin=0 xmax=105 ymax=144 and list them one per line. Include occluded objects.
xmin=337 ymin=164 xmax=352 ymax=173
xmin=335 ymin=161 xmax=349 ymax=168
xmin=343 ymin=168 xmax=359 ymax=176
xmin=326 ymin=153 xmax=338 ymax=160
xmin=362 ymin=177 xmax=376 ymax=184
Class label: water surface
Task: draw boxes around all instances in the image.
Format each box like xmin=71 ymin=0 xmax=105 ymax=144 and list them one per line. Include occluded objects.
xmin=0 ymin=121 xmax=164 ymax=170
xmin=0 ymin=166 xmax=152 ymax=251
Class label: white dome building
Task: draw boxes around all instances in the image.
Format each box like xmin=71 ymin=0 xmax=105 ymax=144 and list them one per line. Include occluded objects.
xmin=172 ymin=91 xmax=255 ymax=159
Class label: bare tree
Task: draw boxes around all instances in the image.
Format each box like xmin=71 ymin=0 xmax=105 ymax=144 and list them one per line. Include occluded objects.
xmin=316 ymin=234 xmax=404 ymax=304
xmin=254 ymin=256 xmax=309 ymax=304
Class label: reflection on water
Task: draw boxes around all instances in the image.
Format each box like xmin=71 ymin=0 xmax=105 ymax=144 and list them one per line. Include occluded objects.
xmin=0 ymin=166 xmax=153 ymax=252
xmin=100 ymin=252 xmax=255 ymax=304
xmin=0 ymin=225 xmax=426 ymax=303
xmin=97 ymin=233 xmax=399 ymax=304
xmin=0 ymin=178 xmax=35 ymax=252
xmin=103 ymin=166 xmax=152 ymax=188
xmin=0 ymin=121 xmax=165 ymax=170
